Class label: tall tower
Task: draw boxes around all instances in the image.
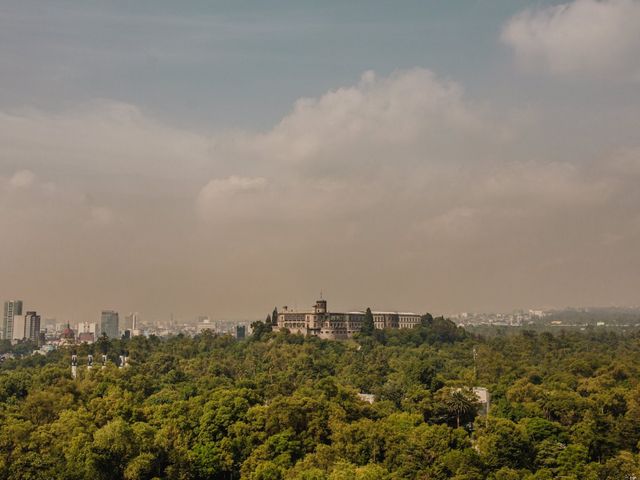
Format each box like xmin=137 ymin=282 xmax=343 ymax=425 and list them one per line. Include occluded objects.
xmin=24 ymin=311 xmax=41 ymax=343
xmin=100 ymin=310 xmax=119 ymax=339
xmin=314 ymin=299 xmax=327 ymax=314
xmin=11 ymin=315 xmax=26 ymax=342
xmin=2 ymin=300 xmax=23 ymax=341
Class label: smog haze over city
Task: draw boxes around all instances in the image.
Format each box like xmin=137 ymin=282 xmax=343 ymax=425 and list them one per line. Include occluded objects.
xmin=2 ymin=0 xmax=640 ymax=322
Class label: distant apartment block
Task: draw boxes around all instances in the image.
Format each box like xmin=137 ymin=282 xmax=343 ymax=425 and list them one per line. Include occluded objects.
xmin=275 ymin=298 xmax=422 ymax=340
xmin=12 ymin=315 xmax=26 ymax=341
xmin=76 ymin=322 xmax=98 ymax=343
xmin=197 ymin=317 xmax=215 ymax=334
xmin=24 ymin=311 xmax=41 ymax=342
xmin=236 ymin=325 xmax=246 ymax=339
xmin=2 ymin=300 xmax=23 ymax=340
xmin=9 ymin=310 xmax=41 ymax=343
xmin=100 ymin=310 xmax=119 ymax=339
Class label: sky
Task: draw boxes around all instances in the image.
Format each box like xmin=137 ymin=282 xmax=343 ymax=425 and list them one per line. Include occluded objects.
xmin=1 ymin=0 xmax=640 ymax=323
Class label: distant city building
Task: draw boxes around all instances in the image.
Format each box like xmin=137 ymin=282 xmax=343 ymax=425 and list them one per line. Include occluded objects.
xmin=77 ymin=322 xmax=98 ymax=336
xmin=78 ymin=332 xmax=95 ymax=343
xmin=11 ymin=315 xmax=26 ymax=342
xmin=100 ymin=310 xmax=119 ymax=339
xmin=24 ymin=311 xmax=41 ymax=343
xmin=473 ymin=387 xmax=490 ymax=416
xmin=275 ymin=298 xmax=422 ymax=340
xmin=76 ymin=320 xmax=96 ymax=343
xmin=2 ymin=300 xmax=23 ymax=340
xmin=197 ymin=317 xmax=215 ymax=334
xmin=236 ymin=325 xmax=246 ymax=339
xmin=60 ymin=324 xmax=75 ymax=344
xmin=123 ymin=312 xmax=140 ymax=331
xmin=43 ymin=320 xmax=57 ymax=337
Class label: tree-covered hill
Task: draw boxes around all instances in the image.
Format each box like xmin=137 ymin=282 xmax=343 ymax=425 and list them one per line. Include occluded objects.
xmin=2 ymin=321 xmax=640 ymax=479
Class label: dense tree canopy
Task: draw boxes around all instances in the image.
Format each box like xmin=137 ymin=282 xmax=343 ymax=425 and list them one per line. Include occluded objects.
xmin=2 ymin=321 xmax=640 ymax=479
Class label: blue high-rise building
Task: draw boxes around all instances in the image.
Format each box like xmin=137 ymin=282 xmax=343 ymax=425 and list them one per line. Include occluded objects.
xmin=100 ymin=310 xmax=119 ymax=339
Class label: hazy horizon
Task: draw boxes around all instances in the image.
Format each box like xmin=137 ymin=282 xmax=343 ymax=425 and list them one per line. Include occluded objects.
xmin=2 ymin=0 xmax=640 ymax=321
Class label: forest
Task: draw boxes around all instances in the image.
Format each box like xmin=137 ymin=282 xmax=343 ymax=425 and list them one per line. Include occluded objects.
xmin=2 ymin=317 xmax=640 ymax=479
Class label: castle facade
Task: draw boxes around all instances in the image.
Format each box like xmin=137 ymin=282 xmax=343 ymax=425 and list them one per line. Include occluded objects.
xmin=275 ymin=298 xmax=422 ymax=340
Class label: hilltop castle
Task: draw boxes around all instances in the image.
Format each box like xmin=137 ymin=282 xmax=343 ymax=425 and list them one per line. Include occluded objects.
xmin=275 ymin=298 xmax=422 ymax=340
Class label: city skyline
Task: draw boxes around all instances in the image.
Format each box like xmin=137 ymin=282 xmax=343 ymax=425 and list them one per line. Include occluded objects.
xmin=4 ymin=294 xmax=640 ymax=328
xmin=2 ymin=1 xmax=640 ymax=320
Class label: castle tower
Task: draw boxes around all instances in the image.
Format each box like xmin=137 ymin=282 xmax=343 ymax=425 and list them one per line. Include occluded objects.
xmin=314 ymin=299 xmax=327 ymax=314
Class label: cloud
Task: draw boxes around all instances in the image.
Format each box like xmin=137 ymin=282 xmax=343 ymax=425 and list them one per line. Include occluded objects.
xmin=502 ymin=0 xmax=640 ymax=78
xmin=253 ymin=69 xmax=503 ymax=172
xmin=202 ymin=68 xmax=621 ymax=230
xmin=200 ymin=175 xmax=267 ymax=198
xmin=199 ymin=68 xmax=511 ymax=227
xmin=9 ymin=169 xmax=35 ymax=188
xmin=2 ymin=68 xmax=640 ymax=317
xmin=198 ymin=69 xmax=640 ymax=311
xmin=197 ymin=175 xmax=267 ymax=219
xmin=88 ymin=206 xmax=114 ymax=227
xmin=0 ymin=100 xmax=211 ymax=184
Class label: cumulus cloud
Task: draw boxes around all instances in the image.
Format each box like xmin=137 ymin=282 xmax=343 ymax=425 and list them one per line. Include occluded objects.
xmin=88 ymin=206 xmax=114 ymax=227
xmin=9 ymin=169 xmax=35 ymax=188
xmin=200 ymin=175 xmax=267 ymax=198
xmin=197 ymin=68 xmax=640 ymax=312
xmin=2 ymin=69 xmax=640 ymax=318
xmin=0 ymin=100 xmax=211 ymax=184
xmin=197 ymin=175 xmax=268 ymax=220
xmin=252 ymin=69 xmax=504 ymax=172
xmin=199 ymin=68 xmax=511 ymax=227
xmin=502 ymin=0 xmax=640 ymax=78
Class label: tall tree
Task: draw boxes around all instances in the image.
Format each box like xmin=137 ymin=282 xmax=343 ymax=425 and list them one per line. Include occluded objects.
xmin=444 ymin=388 xmax=479 ymax=428
xmin=421 ymin=313 xmax=434 ymax=327
xmin=361 ymin=308 xmax=375 ymax=336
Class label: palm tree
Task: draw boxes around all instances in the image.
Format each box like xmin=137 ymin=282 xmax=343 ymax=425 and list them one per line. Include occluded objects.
xmin=445 ymin=388 xmax=479 ymax=428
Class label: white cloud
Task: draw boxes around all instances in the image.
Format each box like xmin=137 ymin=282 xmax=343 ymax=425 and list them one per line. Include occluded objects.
xmin=9 ymin=169 xmax=35 ymax=188
xmin=197 ymin=175 xmax=267 ymax=219
xmin=0 ymin=100 xmax=211 ymax=183
xmin=200 ymin=175 xmax=267 ymax=198
xmin=88 ymin=206 xmax=114 ymax=227
xmin=2 ymin=69 xmax=640 ymax=316
xmin=253 ymin=69 xmax=501 ymax=171
xmin=502 ymin=0 xmax=640 ymax=78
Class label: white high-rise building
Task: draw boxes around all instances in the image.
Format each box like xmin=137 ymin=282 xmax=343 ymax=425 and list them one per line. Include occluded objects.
xmin=11 ymin=315 xmax=26 ymax=342
xmin=123 ymin=312 xmax=140 ymax=332
xmin=197 ymin=316 xmax=215 ymax=334
xmin=77 ymin=322 xmax=98 ymax=335
xmin=2 ymin=300 xmax=23 ymax=341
